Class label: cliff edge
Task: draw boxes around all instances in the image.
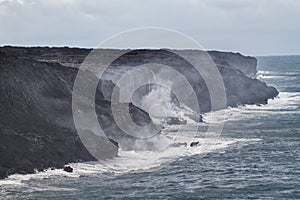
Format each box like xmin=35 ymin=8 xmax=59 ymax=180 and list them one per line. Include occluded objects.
xmin=0 ymin=47 xmax=278 ymax=179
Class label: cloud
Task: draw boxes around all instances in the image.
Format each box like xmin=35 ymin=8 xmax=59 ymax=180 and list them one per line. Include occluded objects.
xmin=0 ymin=0 xmax=23 ymax=5
xmin=0 ymin=0 xmax=299 ymax=55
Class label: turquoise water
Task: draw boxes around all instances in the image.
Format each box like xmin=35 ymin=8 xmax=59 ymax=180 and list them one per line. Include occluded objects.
xmin=0 ymin=56 xmax=299 ymax=199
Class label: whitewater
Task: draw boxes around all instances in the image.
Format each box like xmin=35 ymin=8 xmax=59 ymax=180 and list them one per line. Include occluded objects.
xmin=0 ymin=55 xmax=299 ymax=199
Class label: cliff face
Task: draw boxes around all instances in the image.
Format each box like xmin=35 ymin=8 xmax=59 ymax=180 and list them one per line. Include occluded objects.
xmin=208 ymin=51 xmax=257 ymax=78
xmin=0 ymin=47 xmax=258 ymax=78
xmin=0 ymin=49 xmax=157 ymax=179
xmin=0 ymin=46 xmax=278 ymax=179
xmin=103 ymin=49 xmax=278 ymax=112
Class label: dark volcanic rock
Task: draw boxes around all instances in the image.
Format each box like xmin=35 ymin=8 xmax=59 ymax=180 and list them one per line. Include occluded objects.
xmin=63 ymin=166 xmax=73 ymax=173
xmin=103 ymin=49 xmax=278 ymax=113
xmin=0 ymin=49 xmax=157 ymax=179
xmin=0 ymin=46 xmax=279 ymax=179
xmin=208 ymin=51 xmax=257 ymax=78
xmin=190 ymin=141 xmax=199 ymax=147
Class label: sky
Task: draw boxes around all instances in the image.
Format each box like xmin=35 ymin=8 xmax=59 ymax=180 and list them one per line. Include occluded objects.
xmin=0 ymin=0 xmax=299 ymax=56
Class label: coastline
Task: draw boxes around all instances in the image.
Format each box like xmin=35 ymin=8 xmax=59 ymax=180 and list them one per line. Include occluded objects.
xmin=0 ymin=46 xmax=278 ymax=179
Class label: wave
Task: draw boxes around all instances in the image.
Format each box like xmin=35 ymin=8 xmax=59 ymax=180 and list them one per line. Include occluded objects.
xmin=2 ymin=91 xmax=295 ymax=187
xmin=0 ymin=136 xmax=261 ymax=187
xmin=202 ymin=91 xmax=300 ymax=124
xmin=256 ymin=70 xmax=300 ymax=77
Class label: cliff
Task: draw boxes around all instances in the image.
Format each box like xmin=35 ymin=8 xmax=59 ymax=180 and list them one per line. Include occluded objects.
xmin=0 ymin=48 xmax=157 ymax=179
xmin=0 ymin=46 xmax=278 ymax=179
xmin=208 ymin=51 xmax=257 ymax=78
xmin=102 ymin=49 xmax=278 ymax=112
xmin=0 ymin=47 xmax=258 ymax=77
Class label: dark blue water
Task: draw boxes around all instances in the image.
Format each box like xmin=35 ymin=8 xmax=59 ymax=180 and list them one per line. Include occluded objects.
xmin=0 ymin=56 xmax=299 ymax=199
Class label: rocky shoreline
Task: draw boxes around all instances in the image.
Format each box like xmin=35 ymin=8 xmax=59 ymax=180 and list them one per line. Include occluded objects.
xmin=0 ymin=47 xmax=278 ymax=179
xmin=0 ymin=48 xmax=156 ymax=179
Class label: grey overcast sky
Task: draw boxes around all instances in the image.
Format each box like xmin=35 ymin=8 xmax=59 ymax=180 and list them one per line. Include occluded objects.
xmin=0 ymin=0 xmax=299 ymax=56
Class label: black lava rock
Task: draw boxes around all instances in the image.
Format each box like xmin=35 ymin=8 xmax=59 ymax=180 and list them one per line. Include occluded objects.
xmin=63 ymin=166 xmax=73 ymax=173
xmin=190 ymin=142 xmax=199 ymax=147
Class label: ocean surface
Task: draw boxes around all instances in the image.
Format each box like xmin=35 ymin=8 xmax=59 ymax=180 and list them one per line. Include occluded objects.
xmin=0 ymin=56 xmax=299 ymax=199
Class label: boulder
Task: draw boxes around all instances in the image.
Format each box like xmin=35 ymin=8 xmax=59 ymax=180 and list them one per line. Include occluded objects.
xmin=190 ymin=141 xmax=199 ymax=147
xmin=63 ymin=166 xmax=73 ymax=173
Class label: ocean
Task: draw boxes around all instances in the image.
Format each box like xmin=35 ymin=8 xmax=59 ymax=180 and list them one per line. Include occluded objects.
xmin=0 ymin=55 xmax=299 ymax=199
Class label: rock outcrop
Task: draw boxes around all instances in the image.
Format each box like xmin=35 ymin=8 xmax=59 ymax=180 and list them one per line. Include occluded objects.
xmin=190 ymin=141 xmax=199 ymax=147
xmin=0 ymin=46 xmax=278 ymax=179
xmin=0 ymin=48 xmax=157 ymax=179
xmin=102 ymin=49 xmax=278 ymax=113
xmin=208 ymin=51 xmax=257 ymax=78
xmin=63 ymin=166 xmax=73 ymax=173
